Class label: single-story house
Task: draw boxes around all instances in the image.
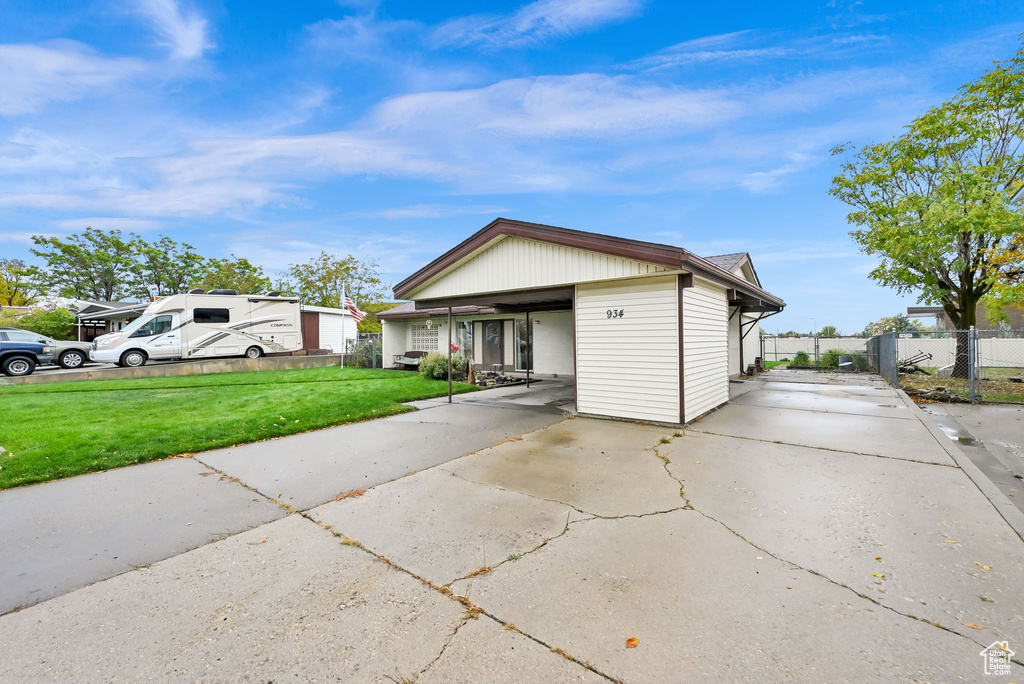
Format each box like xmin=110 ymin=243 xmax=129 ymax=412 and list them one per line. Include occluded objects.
xmin=381 ymin=218 xmax=784 ymax=425
xmin=75 ymin=301 xmax=149 ymax=341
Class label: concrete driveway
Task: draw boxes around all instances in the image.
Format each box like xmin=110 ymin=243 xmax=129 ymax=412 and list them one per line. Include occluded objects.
xmin=1 ymin=372 xmax=1022 ymax=682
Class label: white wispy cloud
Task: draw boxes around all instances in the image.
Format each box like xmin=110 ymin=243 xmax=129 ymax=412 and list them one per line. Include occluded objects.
xmin=433 ymin=0 xmax=644 ymax=49
xmin=50 ymin=217 xmax=168 ymax=232
xmin=136 ymin=0 xmax=212 ymax=60
xmin=349 ymin=204 xmax=510 ymax=219
xmin=0 ymin=40 xmax=144 ymax=116
xmin=370 ymin=73 xmax=743 ymax=138
xmin=630 ymin=31 xmax=794 ymax=70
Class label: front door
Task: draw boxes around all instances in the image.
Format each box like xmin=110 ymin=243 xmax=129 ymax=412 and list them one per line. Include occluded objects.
xmin=482 ymin=320 xmax=504 ymax=368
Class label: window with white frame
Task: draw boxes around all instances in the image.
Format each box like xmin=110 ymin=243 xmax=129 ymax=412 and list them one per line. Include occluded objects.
xmin=411 ymin=323 xmax=438 ymax=352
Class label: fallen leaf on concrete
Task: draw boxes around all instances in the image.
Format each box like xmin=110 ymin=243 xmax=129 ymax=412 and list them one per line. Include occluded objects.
xmin=755 ymin=556 xmax=763 ymax=560
xmin=963 ymin=623 xmax=986 ymax=630
xmin=873 ymin=573 xmax=884 ymax=578
xmin=185 ymin=522 xmax=192 ymax=526
xmin=626 ymin=638 xmax=639 ymax=649
xmin=786 ymin=585 xmax=793 ymax=589
xmin=334 ymin=488 xmax=367 ymax=501
xmin=199 ymin=472 xmax=214 ymax=477
xmin=945 ymin=540 xmax=958 ymax=544
xmin=248 ymin=539 xmax=268 ymax=545
xmin=875 ymin=556 xmax=882 ymax=561
xmin=976 ymin=562 xmax=991 ymax=571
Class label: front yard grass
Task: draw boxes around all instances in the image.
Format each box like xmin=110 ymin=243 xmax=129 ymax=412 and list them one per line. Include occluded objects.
xmin=0 ymin=367 xmax=476 ymax=490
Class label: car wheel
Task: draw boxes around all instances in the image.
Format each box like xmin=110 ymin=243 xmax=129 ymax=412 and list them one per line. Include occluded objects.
xmin=245 ymin=346 xmax=263 ymax=359
xmin=59 ymin=349 xmax=87 ymax=369
xmin=2 ymin=355 xmax=36 ymax=377
xmin=120 ymin=350 xmax=147 ymax=368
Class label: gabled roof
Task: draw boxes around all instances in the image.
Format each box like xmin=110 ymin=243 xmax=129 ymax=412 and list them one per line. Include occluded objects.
xmin=394 ymin=218 xmax=783 ymax=308
xmin=704 ymin=253 xmax=747 ymax=272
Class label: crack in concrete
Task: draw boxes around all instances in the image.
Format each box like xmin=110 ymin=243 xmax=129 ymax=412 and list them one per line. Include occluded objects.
xmin=414 ymin=615 xmax=471 ymax=681
xmin=298 ymin=510 xmax=624 ymax=684
xmin=688 ymin=430 xmax=959 ymax=468
xmin=189 ymin=457 xmax=298 ymax=514
xmin=657 ymin=433 xmax=999 ymax=651
xmin=439 ymin=467 xmax=598 ymax=518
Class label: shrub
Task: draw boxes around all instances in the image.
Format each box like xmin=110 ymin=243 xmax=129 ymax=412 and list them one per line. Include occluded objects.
xmin=8 ymin=308 xmax=77 ymax=340
xmin=345 ymin=340 xmax=380 ymax=368
xmin=818 ymin=349 xmax=845 ymax=370
xmin=418 ymin=352 xmax=468 ymax=380
xmin=793 ymin=351 xmax=810 ymax=365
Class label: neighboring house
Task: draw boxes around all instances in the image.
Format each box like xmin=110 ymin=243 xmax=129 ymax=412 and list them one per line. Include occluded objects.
xmin=75 ymin=301 xmax=148 ymax=342
xmin=907 ymin=304 xmax=1024 ymax=338
xmin=382 ymin=218 xmax=784 ymax=425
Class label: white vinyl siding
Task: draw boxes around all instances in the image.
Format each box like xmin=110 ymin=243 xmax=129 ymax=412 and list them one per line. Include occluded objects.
xmin=683 ymin=278 xmax=729 ymax=422
xmin=532 ymin=311 xmax=574 ymax=376
xmin=319 ymin=313 xmax=357 ymax=353
xmin=409 ymin=236 xmax=671 ymax=300
xmin=576 ymin=275 xmax=680 ymax=423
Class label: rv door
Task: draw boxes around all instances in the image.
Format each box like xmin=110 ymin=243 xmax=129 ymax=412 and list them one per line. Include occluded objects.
xmin=130 ymin=313 xmax=181 ymax=359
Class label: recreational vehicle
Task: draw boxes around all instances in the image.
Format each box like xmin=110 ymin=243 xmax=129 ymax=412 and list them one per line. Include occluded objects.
xmin=90 ymin=290 xmax=303 ymax=367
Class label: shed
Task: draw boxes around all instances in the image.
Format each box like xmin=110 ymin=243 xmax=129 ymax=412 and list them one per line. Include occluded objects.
xmin=383 ymin=218 xmax=784 ymax=425
xmin=299 ymin=304 xmax=360 ymax=353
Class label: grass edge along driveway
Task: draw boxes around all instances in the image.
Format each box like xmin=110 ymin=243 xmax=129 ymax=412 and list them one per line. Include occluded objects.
xmin=0 ymin=367 xmax=476 ymax=490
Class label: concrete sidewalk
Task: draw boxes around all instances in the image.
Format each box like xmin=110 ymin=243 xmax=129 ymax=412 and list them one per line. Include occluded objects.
xmin=2 ymin=371 xmax=1022 ymax=682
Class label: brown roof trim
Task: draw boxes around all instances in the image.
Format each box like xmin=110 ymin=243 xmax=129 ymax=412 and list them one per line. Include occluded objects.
xmin=393 ymin=218 xmax=784 ymax=308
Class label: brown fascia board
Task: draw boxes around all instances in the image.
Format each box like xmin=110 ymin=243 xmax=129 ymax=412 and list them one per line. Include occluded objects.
xmin=393 ymin=217 xmax=784 ymax=308
xmin=378 ymin=305 xmax=491 ymax=320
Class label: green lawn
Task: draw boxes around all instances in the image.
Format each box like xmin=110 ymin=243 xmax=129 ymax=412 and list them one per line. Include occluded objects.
xmin=0 ymin=367 xmax=476 ymax=490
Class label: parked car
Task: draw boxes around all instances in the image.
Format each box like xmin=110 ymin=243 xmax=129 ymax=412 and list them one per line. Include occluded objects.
xmin=0 ymin=340 xmax=53 ymax=376
xmin=0 ymin=328 xmax=93 ymax=369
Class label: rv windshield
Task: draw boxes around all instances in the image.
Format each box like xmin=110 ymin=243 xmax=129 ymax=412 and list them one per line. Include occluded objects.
xmin=118 ymin=316 xmax=150 ymax=337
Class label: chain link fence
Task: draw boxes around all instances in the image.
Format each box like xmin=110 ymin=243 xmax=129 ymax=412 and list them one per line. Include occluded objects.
xmin=870 ymin=329 xmax=1024 ymax=404
xmin=342 ymin=333 xmax=383 ymax=369
xmin=760 ymin=336 xmax=878 ymax=373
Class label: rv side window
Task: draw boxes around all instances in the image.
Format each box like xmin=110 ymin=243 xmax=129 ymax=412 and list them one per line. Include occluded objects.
xmin=194 ymin=308 xmax=230 ymax=323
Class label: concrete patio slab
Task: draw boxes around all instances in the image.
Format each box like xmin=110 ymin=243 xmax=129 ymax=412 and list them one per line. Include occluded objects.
xmin=664 ymin=431 xmax=1024 ymax=642
xmin=452 ymin=512 xmax=994 ymax=683
xmin=419 ymin=615 xmax=606 ymax=684
xmin=309 ymin=467 xmax=581 ymax=586
xmin=0 ymin=458 xmax=286 ymax=615
xmin=0 ymin=515 xmax=466 ymax=684
xmin=692 ymin=402 xmax=957 ymax=465
xmin=443 ymin=418 xmax=685 ymax=517
xmin=197 ymin=402 xmax=562 ymax=511
xmin=731 ymin=387 xmax=917 ymax=419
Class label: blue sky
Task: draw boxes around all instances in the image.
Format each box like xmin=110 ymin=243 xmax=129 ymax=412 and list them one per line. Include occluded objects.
xmin=0 ymin=0 xmax=1021 ymax=334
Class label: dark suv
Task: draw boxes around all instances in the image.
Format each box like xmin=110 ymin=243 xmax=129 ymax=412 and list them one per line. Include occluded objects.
xmin=0 ymin=340 xmax=53 ymax=376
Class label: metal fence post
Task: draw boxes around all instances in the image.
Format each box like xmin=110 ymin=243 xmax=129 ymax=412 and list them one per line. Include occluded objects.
xmin=968 ymin=326 xmax=977 ymax=404
xmin=814 ymin=336 xmax=819 ymax=366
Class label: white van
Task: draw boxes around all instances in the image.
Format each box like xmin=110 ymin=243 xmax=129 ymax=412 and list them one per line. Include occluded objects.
xmin=90 ymin=290 xmax=303 ymax=367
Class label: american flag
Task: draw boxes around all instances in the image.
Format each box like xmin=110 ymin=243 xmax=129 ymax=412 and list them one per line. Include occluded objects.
xmin=343 ymin=293 xmax=365 ymax=323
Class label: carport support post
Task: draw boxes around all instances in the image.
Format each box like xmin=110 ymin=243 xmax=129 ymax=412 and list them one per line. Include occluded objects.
xmin=447 ymin=307 xmax=453 ymax=403
xmin=526 ymin=311 xmax=531 ymax=388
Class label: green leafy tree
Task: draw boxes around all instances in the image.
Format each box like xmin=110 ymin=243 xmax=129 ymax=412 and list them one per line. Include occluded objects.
xmin=192 ymin=256 xmax=272 ymax=294
xmin=130 ymin=236 xmax=208 ymax=299
xmin=31 ymin=228 xmax=137 ymax=301
xmin=830 ymin=42 xmax=1024 ymax=376
xmin=817 ymin=325 xmax=839 ymax=337
xmin=356 ymin=301 xmax=399 ymax=333
xmin=864 ymin=314 xmax=923 ymax=336
xmin=285 ymin=251 xmax=388 ymax=309
xmin=13 ymin=308 xmax=77 ymax=340
xmin=0 ymin=259 xmax=44 ymax=306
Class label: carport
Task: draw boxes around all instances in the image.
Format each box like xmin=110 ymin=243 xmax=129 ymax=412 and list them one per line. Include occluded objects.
xmin=388 ymin=218 xmax=784 ymax=425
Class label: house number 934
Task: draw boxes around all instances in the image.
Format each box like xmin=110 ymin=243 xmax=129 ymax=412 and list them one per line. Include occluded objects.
xmin=606 ymin=309 xmax=625 ymax=319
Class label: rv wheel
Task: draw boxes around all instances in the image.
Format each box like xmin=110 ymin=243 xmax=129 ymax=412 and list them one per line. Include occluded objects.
xmin=120 ymin=350 xmax=147 ymax=368
xmin=245 ymin=346 xmax=263 ymax=359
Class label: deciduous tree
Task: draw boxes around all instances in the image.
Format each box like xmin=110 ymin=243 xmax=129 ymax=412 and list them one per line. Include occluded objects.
xmin=192 ymin=256 xmax=272 ymax=294
xmin=285 ymin=252 xmax=387 ymax=309
xmin=830 ymin=42 xmax=1024 ymax=376
xmin=0 ymin=259 xmax=43 ymax=306
xmin=31 ymin=228 xmax=136 ymax=302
